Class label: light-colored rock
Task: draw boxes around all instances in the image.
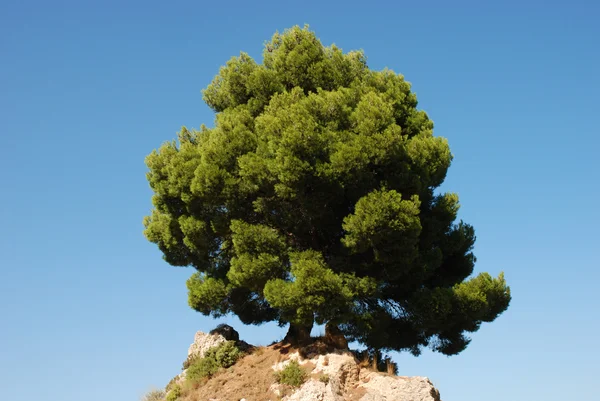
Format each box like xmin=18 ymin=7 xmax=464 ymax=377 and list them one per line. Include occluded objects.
xmin=311 ymin=352 xmax=359 ymax=399
xmin=168 ymin=325 xmax=242 ymax=390
xmin=285 ymin=379 xmax=332 ymax=401
xmin=269 ymin=383 xmax=283 ymax=397
xmin=359 ymin=372 xmax=441 ymax=401
xmin=272 ymin=351 xmax=303 ymax=371
xmin=187 ymin=329 xmax=230 ymax=358
xmin=273 ymin=349 xmax=440 ymax=401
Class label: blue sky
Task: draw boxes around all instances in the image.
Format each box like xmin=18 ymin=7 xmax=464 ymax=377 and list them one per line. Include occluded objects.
xmin=1 ymin=1 xmax=598 ymax=400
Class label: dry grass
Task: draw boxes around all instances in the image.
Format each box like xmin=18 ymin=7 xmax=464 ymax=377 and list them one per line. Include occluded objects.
xmin=179 ymin=344 xmax=295 ymax=401
xmin=174 ymin=338 xmax=383 ymax=401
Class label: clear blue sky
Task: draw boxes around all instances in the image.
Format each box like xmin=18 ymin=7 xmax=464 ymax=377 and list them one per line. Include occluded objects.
xmin=1 ymin=1 xmax=598 ymax=400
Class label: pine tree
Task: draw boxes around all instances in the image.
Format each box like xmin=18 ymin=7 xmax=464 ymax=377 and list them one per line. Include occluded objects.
xmin=144 ymin=25 xmax=510 ymax=355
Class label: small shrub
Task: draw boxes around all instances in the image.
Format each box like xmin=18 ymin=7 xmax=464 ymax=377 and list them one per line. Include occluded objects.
xmin=274 ymin=360 xmax=307 ymax=387
xmin=165 ymin=384 xmax=181 ymax=401
xmin=142 ymin=388 xmax=166 ymax=401
xmin=185 ymin=341 xmax=243 ymax=384
xmin=319 ymin=373 xmax=330 ymax=384
xmin=186 ymin=356 xmax=220 ymax=382
xmin=182 ymin=353 xmax=199 ymax=370
xmin=212 ymin=341 xmax=242 ymax=368
xmin=165 ymin=375 xmax=179 ymax=392
xmin=183 ymin=341 xmax=238 ymax=371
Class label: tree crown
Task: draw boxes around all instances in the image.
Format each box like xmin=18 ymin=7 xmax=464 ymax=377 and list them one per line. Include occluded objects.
xmin=144 ymin=25 xmax=510 ymax=355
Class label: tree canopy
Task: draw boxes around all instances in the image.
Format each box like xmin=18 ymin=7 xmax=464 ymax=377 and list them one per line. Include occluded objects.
xmin=144 ymin=25 xmax=511 ymax=356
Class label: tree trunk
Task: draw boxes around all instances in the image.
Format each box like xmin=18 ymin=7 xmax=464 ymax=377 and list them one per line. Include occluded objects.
xmin=324 ymin=322 xmax=348 ymax=349
xmin=372 ymin=349 xmax=380 ymax=371
xmin=386 ymin=357 xmax=396 ymax=375
xmin=284 ymin=322 xmax=313 ymax=345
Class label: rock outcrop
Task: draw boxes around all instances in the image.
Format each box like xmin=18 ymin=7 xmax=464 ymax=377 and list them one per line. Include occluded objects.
xmin=358 ymin=373 xmax=441 ymax=401
xmin=168 ymin=326 xmax=442 ymax=401
xmin=187 ymin=323 xmax=240 ymax=359
xmin=271 ymin=350 xmax=440 ymax=401
xmin=171 ymin=324 xmax=245 ymax=387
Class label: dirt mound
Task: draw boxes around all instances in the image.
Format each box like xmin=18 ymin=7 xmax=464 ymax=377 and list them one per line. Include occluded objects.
xmin=169 ymin=330 xmax=441 ymax=401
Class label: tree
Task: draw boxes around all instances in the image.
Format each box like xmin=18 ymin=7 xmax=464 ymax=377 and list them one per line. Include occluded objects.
xmin=143 ymin=25 xmax=511 ymax=356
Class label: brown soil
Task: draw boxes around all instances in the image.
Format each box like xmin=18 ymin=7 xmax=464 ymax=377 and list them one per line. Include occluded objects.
xmin=177 ymin=339 xmax=381 ymax=401
xmin=180 ymin=343 xmax=297 ymax=401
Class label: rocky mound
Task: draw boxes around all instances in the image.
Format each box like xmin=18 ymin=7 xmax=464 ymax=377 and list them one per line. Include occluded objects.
xmin=165 ymin=326 xmax=441 ymax=401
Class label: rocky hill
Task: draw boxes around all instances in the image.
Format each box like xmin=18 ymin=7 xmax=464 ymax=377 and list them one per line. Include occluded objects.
xmin=156 ymin=325 xmax=441 ymax=401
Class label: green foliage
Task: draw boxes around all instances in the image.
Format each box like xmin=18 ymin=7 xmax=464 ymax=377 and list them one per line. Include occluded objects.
xmin=342 ymin=190 xmax=421 ymax=265
xmin=205 ymin=340 xmax=242 ymax=368
xmin=182 ymin=354 xmax=198 ymax=370
xmin=141 ymin=389 xmax=166 ymax=401
xmin=274 ymin=360 xmax=307 ymax=387
xmin=264 ymin=250 xmax=376 ymax=325
xmin=165 ymin=376 xmax=179 ymax=393
xmin=319 ymin=374 xmax=330 ymax=384
xmin=165 ymin=385 xmax=180 ymax=401
xmin=186 ymin=356 xmax=219 ymax=382
xmin=185 ymin=341 xmax=243 ymax=383
xmin=144 ymin=25 xmax=511 ymax=356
